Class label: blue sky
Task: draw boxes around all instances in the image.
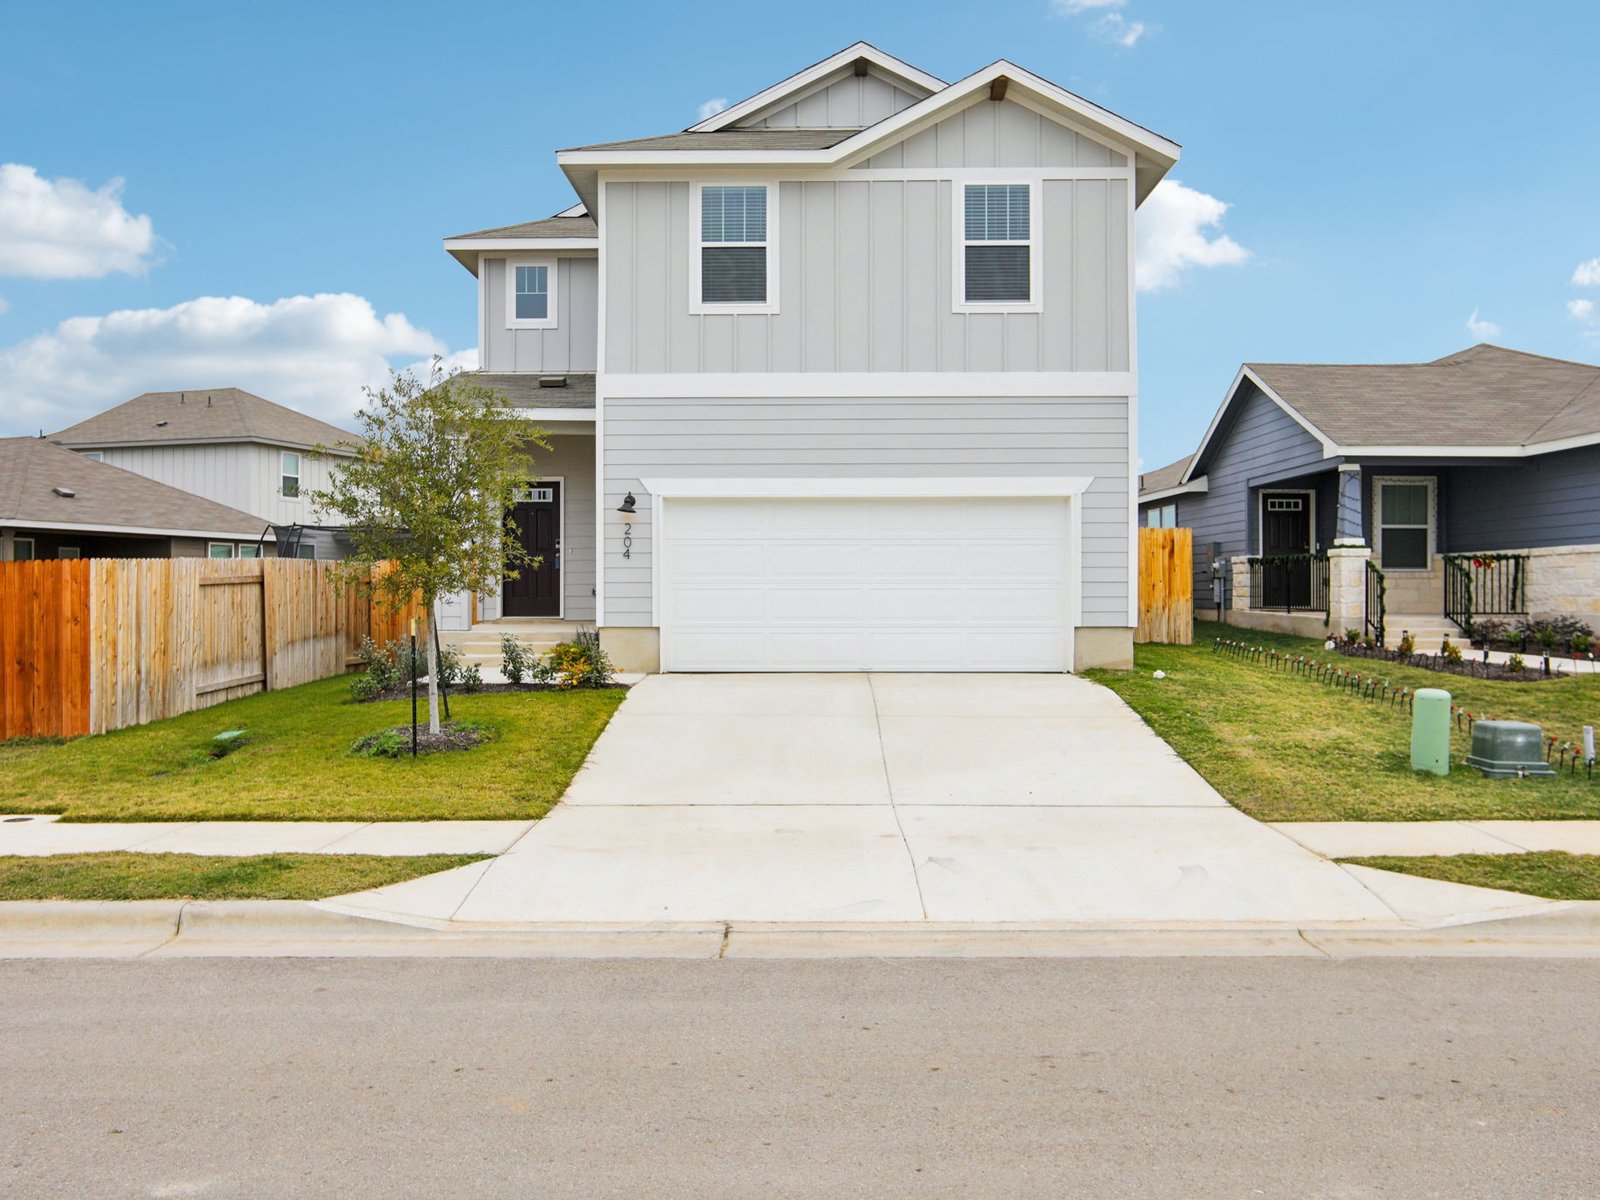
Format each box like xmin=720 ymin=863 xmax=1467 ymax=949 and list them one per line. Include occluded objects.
xmin=4 ymin=0 xmax=1598 ymax=470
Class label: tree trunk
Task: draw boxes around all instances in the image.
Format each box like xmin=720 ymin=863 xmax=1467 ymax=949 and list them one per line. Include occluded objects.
xmin=424 ymin=604 xmax=442 ymax=734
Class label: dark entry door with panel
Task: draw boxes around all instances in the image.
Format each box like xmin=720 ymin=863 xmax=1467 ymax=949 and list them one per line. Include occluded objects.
xmin=1260 ymin=491 xmax=1311 ymax=608
xmin=503 ymin=482 xmax=561 ymax=617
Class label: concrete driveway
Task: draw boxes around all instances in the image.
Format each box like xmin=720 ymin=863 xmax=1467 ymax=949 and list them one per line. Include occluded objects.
xmin=335 ymin=674 xmax=1404 ymax=927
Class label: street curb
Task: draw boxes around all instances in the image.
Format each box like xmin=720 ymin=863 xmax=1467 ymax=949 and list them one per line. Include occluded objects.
xmin=3 ymin=898 xmax=1600 ymax=958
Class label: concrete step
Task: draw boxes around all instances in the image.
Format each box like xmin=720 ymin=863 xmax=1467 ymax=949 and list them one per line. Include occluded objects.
xmin=1381 ymin=616 xmax=1468 ymax=650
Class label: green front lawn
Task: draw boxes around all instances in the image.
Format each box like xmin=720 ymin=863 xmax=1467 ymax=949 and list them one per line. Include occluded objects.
xmin=0 ymin=852 xmax=487 ymax=900
xmin=0 ymin=676 xmax=624 ymax=822
xmin=1342 ymin=853 xmax=1600 ymax=901
xmin=1087 ymin=621 xmax=1600 ymax=822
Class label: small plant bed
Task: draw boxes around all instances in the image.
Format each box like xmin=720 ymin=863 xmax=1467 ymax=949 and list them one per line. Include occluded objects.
xmin=0 ymin=852 xmax=488 ymax=901
xmin=1340 ymin=852 xmax=1600 ymax=902
xmin=1330 ymin=637 xmax=1581 ymax=683
xmin=351 ymin=720 xmax=492 ymax=757
xmin=348 ymin=629 xmax=622 ymax=702
xmin=356 ymin=680 xmax=629 ymax=704
xmin=0 ymin=674 xmax=623 ymax=822
xmin=1086 ymin=621 xmax=1600 ymax=822
xmin=1468 ymin=615 xmax=1595 ymax=659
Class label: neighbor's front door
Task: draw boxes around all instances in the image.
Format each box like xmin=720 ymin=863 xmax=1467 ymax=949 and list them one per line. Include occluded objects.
xmin=503 ymin=483 xmax=561 ymax=617
xmin=1260 ymin=491 xmax=1311 ymax=608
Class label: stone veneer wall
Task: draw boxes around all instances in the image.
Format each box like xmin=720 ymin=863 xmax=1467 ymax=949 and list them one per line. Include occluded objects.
xmin=1520 ymin=544 xmax=1600 ymax=621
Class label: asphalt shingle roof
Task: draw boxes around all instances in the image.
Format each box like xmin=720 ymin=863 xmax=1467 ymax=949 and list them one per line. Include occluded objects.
xmin=446 ymin=215 xmax=597 ymax=241
xmin=561 ymin=129 xmax=861 ymax=153
xmin=463 ymin=373 xmax=596 ymax=411
xmin=1246 ymin=344 xmax=1600 ymax=449
xmin=1138 ymin=455 xmax=1193 ymax=497
xmin=49 ymin=388 xmax=358 ymax=452
xmin=0 ymin=437 xmax=271 ymax=538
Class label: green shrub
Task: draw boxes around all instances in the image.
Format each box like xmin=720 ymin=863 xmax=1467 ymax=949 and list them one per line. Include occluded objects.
xmin=545 ymin=629 xmax=615 ymax=689
xmin=1507 ymin=652 xmax=1525 ymax=674
xmin=501 ymin=635 xmax=535 ymax=684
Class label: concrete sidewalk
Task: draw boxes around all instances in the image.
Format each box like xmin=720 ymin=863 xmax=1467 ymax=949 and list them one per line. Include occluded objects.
xmin=0 ymin=816 xmax=534 ymax=857
xmin=1275 ymin=820 xmax=1600 ymax=858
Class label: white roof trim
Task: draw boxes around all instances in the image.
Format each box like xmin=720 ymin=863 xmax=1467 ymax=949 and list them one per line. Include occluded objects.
xmin=493 ymin=407 xmax=597 ymax=423
xmin=442 ymin=237 xmax=597 ymax=251
xmin=2 ymin=518 xmax=275 ymax=540
xmin=687 ymin=42 xmax=946 ymax=132
xmin=639 ymin=475 xmax=1091 ymax=499
xmin=1139 ymin=476 xmax=1208 ymax=504
xmin=555 ymin=202 xmax=588 ymax=216
xmin=1182 ymin=366 xmax=1339 ymax=484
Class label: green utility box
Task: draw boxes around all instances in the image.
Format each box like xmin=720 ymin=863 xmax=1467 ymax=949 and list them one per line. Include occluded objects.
xmin=1410 ymin=688 xmax=1452 ymax=776
xmin=1466 ymin=720 xmax=1556 ymax=779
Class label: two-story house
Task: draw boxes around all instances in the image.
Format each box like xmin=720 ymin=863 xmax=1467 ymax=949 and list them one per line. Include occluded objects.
xmin=49 ymin=388 xmax=359 ymax=558
xmin=439 ymin=42 xmax=1178 ymax=672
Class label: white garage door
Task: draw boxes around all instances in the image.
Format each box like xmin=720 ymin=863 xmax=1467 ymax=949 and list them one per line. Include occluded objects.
xmin=659 ymin=496 xmax=1072 ymax=672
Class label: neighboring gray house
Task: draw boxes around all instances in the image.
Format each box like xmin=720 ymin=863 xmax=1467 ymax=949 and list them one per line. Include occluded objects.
xmin=0 ymin=437 xmax=272 ymax=560
xmin=437 ymin=42 xmax=1180 ymax=672
xmin=48 ymin=388 xmax=358 ymax=559
xmin=1138 ymin=344 xmax=1600 ymax=643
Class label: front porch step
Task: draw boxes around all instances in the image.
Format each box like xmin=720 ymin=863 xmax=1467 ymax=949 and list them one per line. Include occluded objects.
xmin=1381 ymin=615 xmax=1467 ymax=650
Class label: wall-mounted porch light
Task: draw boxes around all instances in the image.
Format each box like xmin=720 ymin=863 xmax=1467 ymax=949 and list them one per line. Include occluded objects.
xmin=618 ymin=492 xmax=636 ymax=558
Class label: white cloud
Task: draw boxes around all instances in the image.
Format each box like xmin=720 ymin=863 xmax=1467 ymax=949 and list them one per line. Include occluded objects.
xmin=1051 ymin=0 xmax=1148 ymax=46
xmin=1571 ymin=258 xmax=1600 ymax=288
xmin=0 ymin=163 xmax=159 ymax=280
xmin=1135 ymin=180 xmax=1250 ymax=291
xmin=1051 ymin=0 xmax=1123 ymax=11
xmin=1569 ymin=298 xmax=1597 ymax=323
xmin=696 ymin=97 xmax=729 ymax=121
xmin=1106 ymin=17 xmax=1146 ymax=46
xmin=0 ymin=295 xmax=9 ymax=315
xmin=0 ymin=292 xmax=464 ymax=436
xmin=1466 ymin=307 xmax=1501 ymax=340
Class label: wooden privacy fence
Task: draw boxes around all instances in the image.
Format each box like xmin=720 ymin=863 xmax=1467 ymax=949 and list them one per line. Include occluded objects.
xmin=0 ymin=558 xmax=421 ymax=741
xmin=1136 ymin=526 xmax=1194 ymax=645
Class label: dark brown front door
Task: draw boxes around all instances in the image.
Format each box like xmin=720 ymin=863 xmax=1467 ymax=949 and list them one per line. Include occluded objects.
xmin=1261 ymin=491 xmax=1311 ymax=608
xmin=503 ymin=483 xmax=561 ymax=617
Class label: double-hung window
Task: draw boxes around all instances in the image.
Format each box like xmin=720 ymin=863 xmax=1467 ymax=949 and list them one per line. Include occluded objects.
xmin=958 ymin=182 xmax=1038 ymax=311
xmin=505 ymin=257 xmax=558 ymax=329
xmin=1375 ymin=477 xmax=1434 ymax=570
xmin=695 ymin=184 xmax=775 ymax=311
xmin=280 ymin=451 xmax=301 ymax=498
xmin=208 ymin=542 xmax=237 ymax=559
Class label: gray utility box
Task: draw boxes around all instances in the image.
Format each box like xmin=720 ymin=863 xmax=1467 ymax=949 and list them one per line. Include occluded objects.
xmin=1465 ymin=720 xmax=1556 ymax=779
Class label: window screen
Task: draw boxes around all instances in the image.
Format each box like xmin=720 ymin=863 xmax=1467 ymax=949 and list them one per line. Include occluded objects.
xmin=515 ymin=265 xmax=549 ymax=321
xmin=701 ymin=186 xmax=768 ymax=304
xmin=964 ymin=184 xmax=1031 ymax=304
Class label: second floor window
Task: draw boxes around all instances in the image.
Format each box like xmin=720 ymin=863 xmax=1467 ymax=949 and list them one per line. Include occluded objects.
xmin=697 ymin=184 xmax=773 ymax=309
xmin=960 ymin=183 xmax=1036 ymax=309
xmin=281 ymin=451 xmax=300 ymax=498
xmin=506 ymin=257 xmax=558 ymax=329
xmin=515 ymin=264 xmax=549 ymax=320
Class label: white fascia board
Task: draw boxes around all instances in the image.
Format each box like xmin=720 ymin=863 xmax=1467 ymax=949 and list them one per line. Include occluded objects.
xmin=1182 ymin=366 xmax=1339 ymax=484
xmin=3 ymin=519 xmax=276 ymax=540
xmin=687 ymin=42 xmax=946 ymax=132
xmin=442 ymin=237 xmax=597 ymax=252
xmin=604 ymin=371 xmax=1136 ymax=398
xmin=1342 ymin=435 xmax=1600 ymax=459
xmin=1139 ymin=476 xmax=1208 ymax=504
xmin=494 ymin=408 xmax=597 ymax=424
xmin=639 ymin=476 xmax=1092 ymax=499
xmin=555 ymin=202 xmax=588 ymax=216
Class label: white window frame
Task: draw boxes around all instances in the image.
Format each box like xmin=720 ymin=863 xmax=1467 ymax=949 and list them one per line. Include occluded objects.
xmin=80 ymin=451 xmax=103 ymax=462
xmin=505 ymin=256 xmax=559 ymax=330
xmin=13 ymin=537 xmax=35 ymax=561
xmin=294 ymin=543 xmax=317 ymax=560
xmin=953 ymin=179 xmax=1042 ymax=315
xmin=280 ymin=451 xmax=301 ymax=499
xmin=690 ymin=181 xmax=779 ymax=315
xmin=1146 ymin=503 xmax=1177 ymax=529
xmin=207 ymin=542 xmax=237 ymax=559
xmin=1372 ymin=474 xmax=1436 ymax=572
xmin=237 ymin=543 xmax=261 ymax=559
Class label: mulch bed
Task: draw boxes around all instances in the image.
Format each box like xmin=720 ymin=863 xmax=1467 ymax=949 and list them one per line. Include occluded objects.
xmin=355 ymin=681 xmax=627 ymax=703
xmin=351 ymin=720 xmax=491 ymax=757
xmin=1333 ymin=640 xmax=1578 ymax=683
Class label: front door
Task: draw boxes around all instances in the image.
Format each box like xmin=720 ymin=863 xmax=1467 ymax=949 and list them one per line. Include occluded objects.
xmin=1260 ymin=491 xmax=1311 ymax=608
xmin=503 ymin=483 xmax=561 ymax=617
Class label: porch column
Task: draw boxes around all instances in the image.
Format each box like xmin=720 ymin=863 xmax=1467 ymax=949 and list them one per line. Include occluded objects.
xmin=1334 ymin=463 xmax=1365 ymax=546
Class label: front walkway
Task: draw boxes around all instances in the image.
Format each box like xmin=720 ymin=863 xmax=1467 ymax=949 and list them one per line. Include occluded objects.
xmin=324 ymin=674 xmax=1558 ymax=929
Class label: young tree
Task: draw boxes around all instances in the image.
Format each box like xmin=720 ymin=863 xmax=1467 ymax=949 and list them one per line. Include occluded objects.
xmin=309 ymin=362 xmax=549 ymax=733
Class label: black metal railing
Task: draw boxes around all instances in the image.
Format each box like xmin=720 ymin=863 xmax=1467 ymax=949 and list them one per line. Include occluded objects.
xmin=1365 ymin=559 xmax=1386 ymax=644
xmin=1247 ymin=553 xmax=1330 ymax=614
xmin=1443 ymin=552 xmax=1529 ymax=636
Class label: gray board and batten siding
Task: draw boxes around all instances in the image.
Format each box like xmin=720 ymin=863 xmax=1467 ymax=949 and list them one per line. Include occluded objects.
xmin=738 ymin=69 xmax=927 ymax=129
xmin=599 ymin=395 xmax=1132 ymax=628
xmin=481 ymin=256 xmax=599 ymax=375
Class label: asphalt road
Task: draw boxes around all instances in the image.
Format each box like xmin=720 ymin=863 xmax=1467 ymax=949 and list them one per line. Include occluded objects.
xmin=4 ymin=957 xmax=1598 ymax=1199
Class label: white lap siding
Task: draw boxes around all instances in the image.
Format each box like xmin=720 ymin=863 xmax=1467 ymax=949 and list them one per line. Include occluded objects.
xmin=600 ymin=394 xmax=1130 ymax=629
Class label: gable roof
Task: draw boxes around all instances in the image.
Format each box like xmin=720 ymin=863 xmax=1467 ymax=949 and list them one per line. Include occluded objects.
xmin=49 ymin=388 xmax=358 ymax=453
xmin=687 ymin=42 xmax=945 ymax=132
xmin=0 ymin=437 xmax=272 ymax=540
xmin=555 ymin=52 xmax=1179 ymax=213
xmin=443 ymin=213 xmax=599 ymax=273
xmin=1184 ymin=345 xmax=1600 ymax=481
xmin=447 ymin=214 xmax=597 ymax=241
xmin=1137 ymin=455 xmax=1196 ymax=501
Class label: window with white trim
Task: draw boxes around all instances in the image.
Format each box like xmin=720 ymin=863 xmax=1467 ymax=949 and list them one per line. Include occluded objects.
xmin=295 ymin=543 xmax=316 ymax=560
xmin=1375 ymin=476 xmax=1434 ymax=571
xmin=237 ymin=543 xmax=261 ymax=559
xmin=505 ymin=257 xmax=558 ymax=329
xmin=13 ymin=537 xmax=35 ymax=561
xmin=280 ymin=451 xmax=301 ymax=498
xmin=80 ymin=451 xmax=103 ymax=462
xmin=959 ymin=183 xmax=1036 ymax=309
xmin=1145 ymin=503 xmax=1177 ymax=529
xmin=208 ymin=542 xmax=237 ymax=559
xmin=696 ymin=184 xmax=773 ymax=309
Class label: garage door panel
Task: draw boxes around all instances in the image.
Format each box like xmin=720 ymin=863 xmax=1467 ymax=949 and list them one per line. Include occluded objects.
xmin=661 ymin=496 xmax=1072 ymax=672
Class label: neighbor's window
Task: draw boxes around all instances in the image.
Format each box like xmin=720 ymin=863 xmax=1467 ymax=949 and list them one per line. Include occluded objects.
xmin=208 ymin=543 xmax=236 ymax=559
xmin=1377 ymin=478 xmax=1432 ymax=570
xmin=237 ymin=543 xmax=261 ymax=559
xmin=281 ymin=451 xmax=300 ymax=498
xmin=295 ymin=543 xmax=317 ymax=560
xmin=961 ymin=183 xmax=1034 ymax=307
xmin=13 ymin=538 xmax=35 ymax=560
xmin=698 ymin=184 xmax=771 ymax=308
xmin=80 ymin=451 xmax=103 ymax=462
xmin=57 ymin=547 xmax=81 ymax=559
xmin=506 ymin=258 xmax=558 ymax=329
xmin=1146 ymin=504 xmax=1177 ymax=529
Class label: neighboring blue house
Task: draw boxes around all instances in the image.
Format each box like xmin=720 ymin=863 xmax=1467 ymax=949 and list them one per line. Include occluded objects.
xmin=1138 ymin=344 xmax=1600 ymax=644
